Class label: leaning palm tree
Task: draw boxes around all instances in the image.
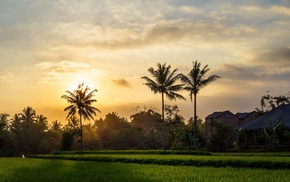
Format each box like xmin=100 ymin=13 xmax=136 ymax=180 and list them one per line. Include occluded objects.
xmin=181 ymin=61 xmax=220 ymax=147
xmin=61 ymin=83 xmax=100 ymax=151
xmin=141 ymin=63 xmax=185 ymax=150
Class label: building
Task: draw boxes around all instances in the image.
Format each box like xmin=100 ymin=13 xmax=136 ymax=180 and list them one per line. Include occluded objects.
xmin=235 ymin=104 xmax=290 ymax=131
xmin=236 ymin=111 xmax=257 ymax=124
xmin=205 ymin=110 xmax=257 ymax=147
xmin=205 ymin=110 xmax=239 ymax=144
xmin=234 ymin=104 xmax=290 ymax=148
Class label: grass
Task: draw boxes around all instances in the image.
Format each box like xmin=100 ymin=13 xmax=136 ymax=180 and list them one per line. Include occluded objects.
xmin=52 ymin=149 xmax=212 ymax=155
xmin=35 ymin=151 xmax=290 ymax=169
xmin=1 ymin=158 xmax=290 ymax=182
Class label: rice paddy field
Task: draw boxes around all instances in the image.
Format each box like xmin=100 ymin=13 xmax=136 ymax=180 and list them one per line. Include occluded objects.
xmin=1 ymin=151 xmax=290 ymax=182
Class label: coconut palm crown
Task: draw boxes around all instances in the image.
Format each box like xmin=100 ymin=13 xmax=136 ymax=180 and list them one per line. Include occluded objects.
xmin=141 ymin=63 xmax=185 ymax=150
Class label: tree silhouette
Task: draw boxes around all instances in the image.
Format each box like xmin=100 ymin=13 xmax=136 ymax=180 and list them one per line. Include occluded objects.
xmin=181 ymin=61 xmax=220 ymax=147
xmin=50 ymin=120 xmax=62 ymax=132
xmin=61 ymin=83 xmax=100 ymax=151
xmin=21 ymin=107 xmax=36 ymax=128
xmin=0 ymin=113 xmax=9 ymax=131
xmin=20 ymin=107 xmax=37 ymax=153
xmin=9 ymin=114 xmax=22 ymax=153
xmin=141 ymin=63 xmax=185 ymax=149
xmin=0 ymin=113 xmax=14 ymax=156
xmin=259 ymin=92 xmax=290 ymax=113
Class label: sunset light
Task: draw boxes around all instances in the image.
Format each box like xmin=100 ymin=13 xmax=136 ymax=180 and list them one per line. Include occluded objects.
xmin=2 ymin=1 xmax=290 ymax=178
xmin=67 ymin=74 xmax=96 ymax=92
xmin=0 ymin=0 xmax=290 ymax=125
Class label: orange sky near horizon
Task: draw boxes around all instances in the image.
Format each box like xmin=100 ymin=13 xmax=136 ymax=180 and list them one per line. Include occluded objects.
xmin=1 ymin=1 xmax=290 ymax=125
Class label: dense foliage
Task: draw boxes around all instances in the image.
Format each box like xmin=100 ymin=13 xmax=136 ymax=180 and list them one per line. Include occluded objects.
xmin=0 ymin=107 xmax=62 ymax=156
xmin=0 ymin=105 xmax=208 ymax=156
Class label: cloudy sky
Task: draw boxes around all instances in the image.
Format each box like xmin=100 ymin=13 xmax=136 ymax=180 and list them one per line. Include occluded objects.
xmin=1 ymin=0 xmax=290 ymax=124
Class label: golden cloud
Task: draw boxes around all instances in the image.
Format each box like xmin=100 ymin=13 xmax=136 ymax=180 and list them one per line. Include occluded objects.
xmin=36 ymin=61 xmax=101 ymax=85
xmin=111 ymin=79 xmax=132 ymax=88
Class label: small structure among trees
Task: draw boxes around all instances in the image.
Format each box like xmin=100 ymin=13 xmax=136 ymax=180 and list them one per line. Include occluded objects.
xmin=205 ymin=110 xmax=258 ymax=150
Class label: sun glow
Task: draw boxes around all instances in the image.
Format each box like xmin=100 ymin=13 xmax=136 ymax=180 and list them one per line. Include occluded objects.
xmin=67 ymin=73 xmax=98 ymax=92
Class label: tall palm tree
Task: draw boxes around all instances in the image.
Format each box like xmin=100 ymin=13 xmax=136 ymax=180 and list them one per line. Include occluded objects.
xmin=61 ymin=83 xmax=100 ymax=151
xmin=141 ymin=63 xmax=185 ymax=150
xmin=181 ymin=61 xmax=220 ymax=147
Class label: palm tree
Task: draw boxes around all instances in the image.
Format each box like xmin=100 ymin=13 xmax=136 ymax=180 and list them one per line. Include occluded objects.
xmin=21 ymin=106 xmax=36 ymax=128
xmin=36 ymin=114 xmax=48 ymax=130
xmin=0 ymin=113 xmax=9 ymax=130
xmin=141 ymin=63 xmax=185 ymax=149
xmin=181 ymin=61 xmax=220 ymax=147
xmin=50 ymin=120 xmax=62 ymax=132
xmin=10 ymin=114 xmax=22 ymax=148
xmin=61 ymin=83 xmax=100 ymax=151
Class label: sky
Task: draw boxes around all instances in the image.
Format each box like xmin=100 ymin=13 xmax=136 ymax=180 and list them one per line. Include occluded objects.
xmin=1 ymin=0 xmax=290 ymax=124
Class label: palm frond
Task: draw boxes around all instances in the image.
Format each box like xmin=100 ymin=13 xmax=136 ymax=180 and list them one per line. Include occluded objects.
xmin=141 ymin=76 xmax=157 ymax=85
xmin=165 ymin=91 xmax=186 ymax=101
xmin=66 ymin=107 xmax=76 ymax=119
xmin=165 ymin=71 xmax=181 ymax=87
xmin=168 ymin=84 xmax=185 ymax=92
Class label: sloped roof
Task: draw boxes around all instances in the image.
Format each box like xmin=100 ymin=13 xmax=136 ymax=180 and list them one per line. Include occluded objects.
xmin=234 ymin=104 xmax=290 ymax=131
xmin=236 ymin=112 xmax=255 ymax=119
xmin=206 ymin=111 xmax=231 ymax=119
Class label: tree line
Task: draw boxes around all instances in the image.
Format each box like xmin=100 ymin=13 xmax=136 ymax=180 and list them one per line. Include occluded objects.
xmin=2 ymin=61 xmax=289 ymax=156
xmin=0 ymin=107 xmax=62 ymax=156
xmin=1 ymin=61 xmax=222 ymax=156
xmin=0 ymin=105 xmax=210 ymax=156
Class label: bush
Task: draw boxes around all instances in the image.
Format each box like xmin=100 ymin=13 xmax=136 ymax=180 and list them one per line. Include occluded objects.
xmin=61 ymin=132 xmax=74 ymax=151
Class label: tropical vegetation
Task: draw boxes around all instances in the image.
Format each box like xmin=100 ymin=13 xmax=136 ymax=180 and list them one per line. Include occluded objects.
xmin=141 ymin=63 xmax=185 ymax=149
xmin=1 ymin=62 xmax=290 ymax=157
xmin=181 ymin=61 xmax=220 ymax=147
xmin=61 ymin=83 xmax=100 ymax=150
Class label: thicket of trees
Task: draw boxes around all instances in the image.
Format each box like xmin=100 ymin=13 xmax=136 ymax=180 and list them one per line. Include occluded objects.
xmin=0 ymin=105 xmax=209 ymax=156
xmin=0 ymin=107 xmax=62 ymax=156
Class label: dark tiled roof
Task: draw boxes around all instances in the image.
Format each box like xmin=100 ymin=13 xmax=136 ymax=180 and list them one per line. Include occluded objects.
xmin=206 ymin=111 xmax=227 ymax=119
xmin=234 ymin=104 xmax=290 ymax=131
xmin=236 ymin=112 xmax=255 ymax=119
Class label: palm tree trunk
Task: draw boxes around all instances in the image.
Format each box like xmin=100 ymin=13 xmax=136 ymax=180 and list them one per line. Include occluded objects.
xmin=194 ymin=93 xmax=197 ymax=147
xmin=162 ymin=92 xmax=165 ymax=150
xmin=80 ymin=112 xmax=83 ymax=151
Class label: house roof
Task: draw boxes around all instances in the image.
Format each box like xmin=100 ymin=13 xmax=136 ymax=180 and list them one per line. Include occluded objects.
xmin=234 ymin=104 xmax=290 ymax=131
xmin=235 ymin=112 xmax=255 ymax=119
xmin=206 ymin=111 xmax=231 ymax=119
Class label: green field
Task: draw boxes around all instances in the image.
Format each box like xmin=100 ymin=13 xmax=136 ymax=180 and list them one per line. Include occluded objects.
xmin=1 ymin=151 xmax=290 ymax=182
xmin=36 ymin=150 xmax=290 ymax=169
